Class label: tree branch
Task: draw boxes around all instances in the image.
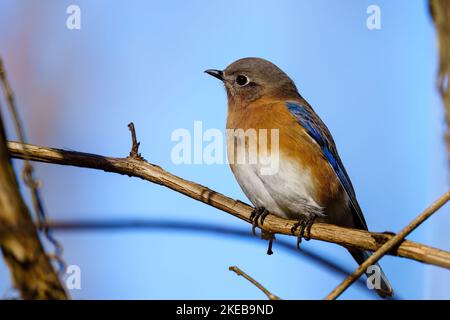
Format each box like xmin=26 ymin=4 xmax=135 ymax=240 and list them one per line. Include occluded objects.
xmin=325 ymin=190 xmax=450 ymax=300
xmin=6 ymin=140 xmax=450 ymax=269
xmin=0 ymin=119 xmax=67 ymax=299
xmin=430 ymin=0 xmax=450 ymax=164
xmin=0 ymin=57 xmax=65 ymax=273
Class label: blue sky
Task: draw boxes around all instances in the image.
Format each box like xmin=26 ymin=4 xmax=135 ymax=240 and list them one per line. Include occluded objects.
xmin=0 ymin=0 xmax=448 ymax=299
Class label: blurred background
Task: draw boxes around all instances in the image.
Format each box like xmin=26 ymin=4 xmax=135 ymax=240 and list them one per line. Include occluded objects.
xmin=0 ymin=0 xmax=448 ymax=299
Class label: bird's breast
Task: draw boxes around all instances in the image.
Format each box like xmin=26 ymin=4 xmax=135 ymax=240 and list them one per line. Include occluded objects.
xmin=226 ymin=100 xmax=343 ymax=219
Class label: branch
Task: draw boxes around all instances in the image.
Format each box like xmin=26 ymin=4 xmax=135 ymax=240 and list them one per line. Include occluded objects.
xmin=430 ymin=0 xmax=450 ymax=164
xmin=0 ymin=57 xmax=65 ymax=273
xmin=229 ymin=266 xmax=281 ymax=300
xmin=6 ymin=140 xmax=450 ymax=269
xmin=0 ymin=118 xmax=67 ymax=299
xmin=325 ymin=191 xmax=450 ymax=300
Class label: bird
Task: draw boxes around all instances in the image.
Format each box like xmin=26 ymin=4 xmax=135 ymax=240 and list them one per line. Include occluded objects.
xmin=205 ymin=57 xmax=393 ymax=298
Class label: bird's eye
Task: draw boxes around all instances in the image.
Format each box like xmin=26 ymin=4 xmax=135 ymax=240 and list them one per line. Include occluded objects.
xmin=235 ymin=74 xmax=249 ymax=86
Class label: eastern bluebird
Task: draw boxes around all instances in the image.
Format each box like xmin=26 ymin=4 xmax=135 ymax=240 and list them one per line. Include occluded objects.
xmin=205 ymin=57 xmax=393 ymax=298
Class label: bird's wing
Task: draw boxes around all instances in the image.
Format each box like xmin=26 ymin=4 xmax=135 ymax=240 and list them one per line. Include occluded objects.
xmin=286 ymin=101 xmax=367 ymax=230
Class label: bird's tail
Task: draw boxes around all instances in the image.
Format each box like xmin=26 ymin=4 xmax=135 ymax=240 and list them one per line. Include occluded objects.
xmin=348 ymin=249 xmax=394 ymax=298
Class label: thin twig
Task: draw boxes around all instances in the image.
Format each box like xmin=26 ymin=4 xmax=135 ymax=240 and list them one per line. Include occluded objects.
xmin=229 ymin=266 xmax=281 ymax=300
xmin=7 ymin=140 xmax=450 ymax=269
xmin=324 ymin=190 xmax=450 ymax=300
xmin=127 ymin=122 xmax=144 ymax=160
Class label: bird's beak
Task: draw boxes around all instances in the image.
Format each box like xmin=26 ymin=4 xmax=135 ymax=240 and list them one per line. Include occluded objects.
xmin=204 ymin=69 xmax=224 ymax=81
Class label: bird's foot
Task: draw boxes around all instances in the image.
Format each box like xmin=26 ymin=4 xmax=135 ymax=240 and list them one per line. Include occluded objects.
xmin=250 ymin=207 xmax=269 ymax=236
xmin=291 ymin=215 xmax=316 ymax=249
xmin=250 ymin=207 xmax=274 ymax=254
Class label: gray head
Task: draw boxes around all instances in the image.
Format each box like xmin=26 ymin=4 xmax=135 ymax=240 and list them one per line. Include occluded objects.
xmin=205 ymin=57 xmax=300 ymax=107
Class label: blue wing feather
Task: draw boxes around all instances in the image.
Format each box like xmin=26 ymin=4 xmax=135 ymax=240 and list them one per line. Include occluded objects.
xmin=286 ymin=102 xmax=367 ymax=230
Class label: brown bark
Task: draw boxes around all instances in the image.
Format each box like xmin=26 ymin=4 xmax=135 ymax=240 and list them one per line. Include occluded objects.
xmin=430 ymin=0 xmax=450 ymax=164
xmin=0 ymin=117 xmax=67 ymax=299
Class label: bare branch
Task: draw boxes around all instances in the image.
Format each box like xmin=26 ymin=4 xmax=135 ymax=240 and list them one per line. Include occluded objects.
xmin=7 ymin=140 xmax=450 ymax=270
xmin=0 ymin=117 xmax=67 ymax=299
xmin=325 ymin=191 xmax=450 ymax=300
xmin=0 ymin=58 xmax=67 ymax=299
xmin=229 ymin=266 xmax=281 ymax=300
xmin=430 ymin=0 xmax=450 ymax=164
xmin=0 ymin=58 xmax=65 ymax=272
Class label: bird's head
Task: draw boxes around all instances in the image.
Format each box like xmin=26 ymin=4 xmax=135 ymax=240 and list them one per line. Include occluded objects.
xmin=205 ymin=57 xmax=300 ymax=108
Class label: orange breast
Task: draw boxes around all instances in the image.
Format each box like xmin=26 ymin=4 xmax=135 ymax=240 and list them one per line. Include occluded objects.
xmin=226 ymin=99 xmax=343 ymax=208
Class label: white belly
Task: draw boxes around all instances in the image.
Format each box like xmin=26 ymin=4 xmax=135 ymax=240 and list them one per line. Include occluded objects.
xmin=230 ymin=158 xmax=324 ymax=219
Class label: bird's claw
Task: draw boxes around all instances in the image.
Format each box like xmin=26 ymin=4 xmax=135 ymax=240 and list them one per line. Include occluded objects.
xmin=291 ymin=216 xmax=316 ymax=249
xmin=250 ymin=207 xmax=275 ymax=254
xmin=250 ymin=207 xmax=269 ymax=236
